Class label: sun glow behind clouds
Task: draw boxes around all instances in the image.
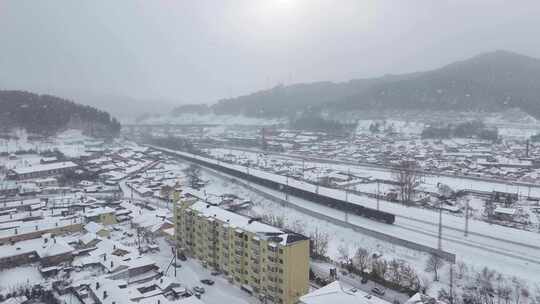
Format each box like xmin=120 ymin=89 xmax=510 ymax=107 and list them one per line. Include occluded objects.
xmin=233 ymin=1 xmax=377 ymax=42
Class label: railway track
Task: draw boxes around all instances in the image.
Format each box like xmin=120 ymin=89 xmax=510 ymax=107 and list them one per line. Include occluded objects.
xmin=394 ymin=221 xmax=540 ymax=265
xmin=397 ymin=214 xmax=540 ymax=251
xmin=150 ymin=145 xmax=540 ymax=276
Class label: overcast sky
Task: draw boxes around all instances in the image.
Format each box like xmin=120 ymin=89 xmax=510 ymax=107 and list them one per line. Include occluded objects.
xmin=1 ymin=0 xmax=540 ymax=106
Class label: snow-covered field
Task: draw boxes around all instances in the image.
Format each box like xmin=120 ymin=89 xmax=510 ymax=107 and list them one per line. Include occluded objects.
xmin=0 ymin=129 xmax=91 ymax=158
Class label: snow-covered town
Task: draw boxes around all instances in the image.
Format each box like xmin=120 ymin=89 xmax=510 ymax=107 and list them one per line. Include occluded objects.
xmin=3 ymin=2 xmax=540 ymax=304
xmin=1 ymin=125 xmax=540 ymax=304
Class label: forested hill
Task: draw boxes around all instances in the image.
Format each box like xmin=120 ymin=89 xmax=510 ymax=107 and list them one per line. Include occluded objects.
xmin=0 ymin=90 xmax=121 ymax=138
xmin=211 ymin=75 xmax=415 ymax=118
xmin=334 ymin=50 xmax=540 ymax=116
xmin=201 ymin=50 xmax=540 ymax=119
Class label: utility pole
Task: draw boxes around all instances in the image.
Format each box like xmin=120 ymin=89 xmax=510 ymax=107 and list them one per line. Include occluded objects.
xmin=316 ymin=172 xmax=320 ymax=194
xmin=172 ymin=246 xmax=177 ymax=277
xmin=449 ymin=264 xmax=454 ymax=304
xmin=302 ymin=159 xmax=305 ymax=178
xmin=376 ymin=179 xmax=380 ymax=211
xmin=285 ymin=175 xmax=289 ymax=201
xmin=438 ymin=201 xmax=443 ymax=251
xmin=464 ymin=198 xmax=469 ymax=237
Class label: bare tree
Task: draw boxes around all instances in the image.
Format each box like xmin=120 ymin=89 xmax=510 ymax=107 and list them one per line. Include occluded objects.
xmin=425 ymin=254 xmax=444 ymax=281
xmin=337 ymin=243 xmax=351 ymax=266
xmin=261 ymin=214 xmax=285 ymax=228
xmin=393 ymin=160 xmax=422 ymax=204
xmin=309 ymin=229 xmax=329 ymax=259
xmin=286 ymin=219 xmax=305 ymax=235
xmin=531 ymin=285 xmax=540 ymax=304
xmin=499 ymin=284 xmax=513 ymax=304
xmin=512 ymin=277 xmax=525 ymax=304
xmin=401 ymin=263 xmax=421 ymax=291
xmin=372 ymin=259 xmax=388 ymax=280
xmin=476 ymin=267 xmax=495 ymax=304
xmin=457 ymin=261 xmax=468 ymax=280
xmin=389 ymin=259 xmax=403 ymax=285
xmin=183 ymin=164 xmax=202 ymax=188
xmin=353 ymin=248 xmax=371 ymax=277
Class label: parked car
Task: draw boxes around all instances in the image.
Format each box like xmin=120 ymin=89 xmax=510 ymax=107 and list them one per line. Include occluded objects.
xmin=361 ymin=277 xmax=368 ymax=284
xmin=201 ymin=279 xmax=214 ymax=285
xmin=178 ymin=252 xmax=187 ymax=261
xmin=371 ymin=287 xmax=385 ymax=296
xmin=193 ymin=286 xmax=205 ymax=294
xmin=210 ymin=271 xmax=222 ymax=276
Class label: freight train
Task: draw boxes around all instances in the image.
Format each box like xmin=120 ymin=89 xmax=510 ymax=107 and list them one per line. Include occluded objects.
xmin=157 ymin=148 xmax=396 ymax=225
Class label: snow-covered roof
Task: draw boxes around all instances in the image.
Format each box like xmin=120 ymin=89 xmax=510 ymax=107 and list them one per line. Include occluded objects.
xmin=300 ymin=281 xmax=391 ymax=304
xmin=80 ymin=232 xmax=99 ymax=245
xmin=406 ymin=293 xmax=448 ymax=304
xmin=190 ymin=201 xmax=282 ymax=234
xmin=11 ymin=161 xmax=78 ymax=175
xmin=84 ymin=207 xmax=115 ymax=218
xmin=0 ymin=236 xmax=74 ymax=259
xmin=494 ymin=207 xmax=516 ymax=215
xmin=84 ymin=221 xmax=106 ymax=234
xmin=0 ymin=217 xmax=82 ymax=239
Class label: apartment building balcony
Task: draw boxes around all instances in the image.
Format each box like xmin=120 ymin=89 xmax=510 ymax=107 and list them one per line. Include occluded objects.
xmin=251 ymin=266 xmax=260 ymax=274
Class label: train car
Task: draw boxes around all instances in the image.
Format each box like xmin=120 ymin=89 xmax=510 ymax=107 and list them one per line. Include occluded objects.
xmin=159 ymin=148 xmax=395 ymax=225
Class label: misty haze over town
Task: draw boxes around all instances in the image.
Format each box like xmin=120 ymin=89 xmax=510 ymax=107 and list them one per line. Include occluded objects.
xmin=1 ymin=1 xmax=540 ymax=304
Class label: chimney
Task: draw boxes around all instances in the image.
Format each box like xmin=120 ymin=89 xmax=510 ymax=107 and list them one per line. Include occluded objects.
xmin=103 ymin=291 xmax=107 ymax=299
xmin=110 ymin=261 xmax=114 ymax=268
xmin=113 ymin=245 xmax=116 ymax=250
xmin=103 ymin=254 xmax=107 ymax=261
xmin=35 ymin=225 xmax=38 ymax=231
xmin=14 ymin=228 xmax=18 ymax=235
xmin=96 ymin=282 xmax=100 ymax=289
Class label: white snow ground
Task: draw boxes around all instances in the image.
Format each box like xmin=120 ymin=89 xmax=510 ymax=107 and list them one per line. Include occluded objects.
xmin=151 ymin=147 xmax=540 ymax=285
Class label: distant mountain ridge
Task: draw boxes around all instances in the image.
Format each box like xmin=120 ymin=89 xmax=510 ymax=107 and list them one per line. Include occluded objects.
xmin=334 ymin=50 xmax=540 ymax=115
xmin=0 ymin=90 xmax=121 ymax=138
xmin=172 ymin=50 xmax=540 ymax=119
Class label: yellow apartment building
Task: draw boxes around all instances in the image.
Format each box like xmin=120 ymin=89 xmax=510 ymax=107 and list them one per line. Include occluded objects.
xmin=174 ymin=198 xmax=309 ymax=304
